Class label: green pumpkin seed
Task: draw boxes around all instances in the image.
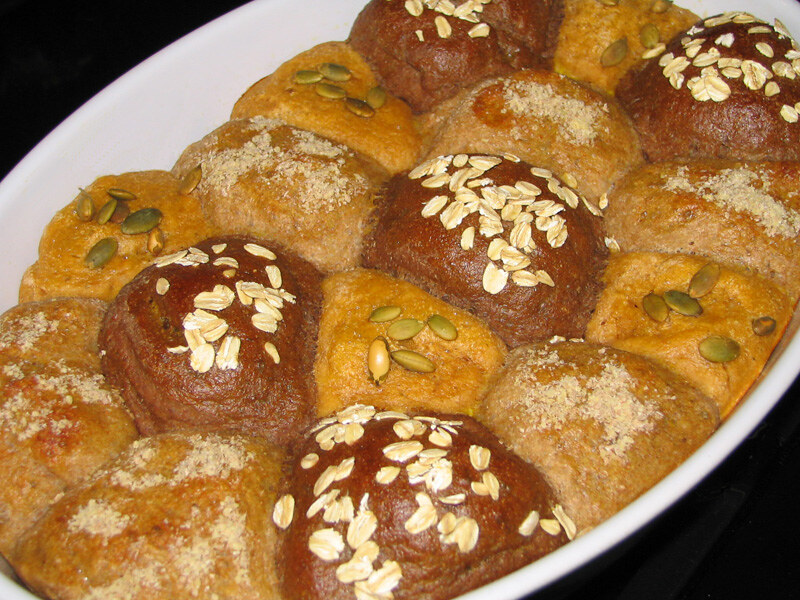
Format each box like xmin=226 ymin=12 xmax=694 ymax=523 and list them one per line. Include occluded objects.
xmin=345 ymin=97 xmax=376 ymax=118
xmin=698 ymin=335 xmax=740 ymax=363
xmin=639 ymin=23 xmax=660 ymax=49
xmin=387 ymin=318 xmax=425 ymax=341
xmin=427 ymin=314 xmax=458 ymax=340
xmin=366 ymin=86 xmax=387 ymax=109
xmin=319 ymin=62 xmax=351 ymax=82
xmin=596 ymin=0 xmax=620 ymax=5
xmin=121 ymin=208 xmax=163 ymax=235
xmin=650 ymin=0 xmax=673 ymax=13
xmin=391 ymin=349 xmax=435 ymax=373
xmin=85 ymin=237 xmax=118 ymax=269
xmin=688 ymin=263 xmax=720 ymax=298
xmin=147 ymin=227 xmax=165 ymax=256
xmin=752 ymin=316 xmax=777 ymax=336
xmin=315 ymin=82 xmax=347 ymax=99
xmin=642 ymin=293 xmax=669 ymax=322
xmin=96 ymin=199 xmax=118 ymax=225
xmin=107 ymin=187 xmax=136 ymax=202
xmin=601 ymin=38 xmax=628 ymax=67
xmin=75 ymin=189 xmax=95 ymax=222
xmin=178 ymin=165 xmax=202 ymax=195
xmin=663 ymin=290 xmax=702 ymax=316
xmin=368 ymin=337 xmax=391 ymax=384
xmin=294 ymin=69 xmax=323 ymax=84
xmin=369 ymin=305 xmax=402 ymax=323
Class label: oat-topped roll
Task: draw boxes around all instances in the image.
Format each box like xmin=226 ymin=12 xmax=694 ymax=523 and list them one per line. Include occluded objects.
xmin=172 ymin=118 xmax=388 ymax=274
xmin=274 ymin=405 xmax=571 ymax=600
xmin=616 ymin=12 xmax=800 ymax=161
xmin=362 ymin=154 xmax=608 ymax=347
xmin=420 ymin=69 xmax=643 ymax=202
xmin=99 ymin=236 xmax=323 ymax=446
xmin=11 ymin=432 xmax=285 ymax=600
xmin=480 ymin=340 xmax=719 ymax=530
xmin=349 ymin=0 xmax=564 ymax=113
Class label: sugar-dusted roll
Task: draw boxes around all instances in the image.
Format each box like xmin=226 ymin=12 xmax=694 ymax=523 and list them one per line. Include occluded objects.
xmin=99 ymin=236 xmax=323 ymax=445
xmin=274 ymin=405 xmax=571 ymax=600
xmin=362 ymin=154 xmax=608 ymax=347
xmin=480 ymin=340 xmax=719 ymax=530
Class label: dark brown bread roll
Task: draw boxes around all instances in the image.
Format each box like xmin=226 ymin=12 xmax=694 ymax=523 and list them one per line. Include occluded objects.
xmin=349 ymin=0 xmax=564 ymax=113
xmin=273 ymin=405 xmax=571 ymax=600
xmin=616 ymin=12 xmax=800 ymax=161
xmin=11 ymin=432 xmax=285 ymax=600
xmin=361 ymin=154 xmax=608 ymax=347
xmin=99 ymin=235 xmax=323 ymax=446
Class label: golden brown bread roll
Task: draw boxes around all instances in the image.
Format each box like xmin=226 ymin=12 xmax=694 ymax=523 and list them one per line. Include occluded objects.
xmin=172 ymin=117 xmax=388 ymax=274
xmin=275 ymin=405 xmax=571 ymax=600
xmin=0 ymin=298 xmax=137 ymax=557
xmin=20 ymin=170 xmax=216 ymax=303
xmin=99 ymin=236 xmax=323 ymax=446
xmin=232 ymin=41 xmax=423 ymax=175
xmin=603 ymin=160 xmax=800 ymax=301
xmin=349 ymin=0 xmax=564 ymax=113
xmin=554 ymin=0 xmax=698 ymax=94
xmin=479 ymin=340 xmax=719 ymax=530
xmin=585 ymin=252 xmax=793 ymax=418
xmin=11 ymin=432 xmax=285 ymax=600
xmin=616 ymin=12 xmax=800 ymax=161
xmin=361 ymin=154 xmax=608 ymax=347
xmin=420 ymin=69 xmax=643 ymax=202
xmin=314 ymin=268 xmax=506 ymax=417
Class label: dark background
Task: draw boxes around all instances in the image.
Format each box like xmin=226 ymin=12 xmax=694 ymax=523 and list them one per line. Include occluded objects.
xmin=1 ymin=1 xmax=799 ymax=599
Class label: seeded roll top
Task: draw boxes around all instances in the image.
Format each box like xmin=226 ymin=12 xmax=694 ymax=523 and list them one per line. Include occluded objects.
xmin=616 ymin=11 xmax=800 ymax=161
xmin=274 ymin=405 xmax=570 ymax=600
xmin=349 ymin=0 xmax=563 ymax=113
xmin=99 ymin=235 xmax=323 ymax=445
xmin=362 ymin=154 xmax=608 ymax=347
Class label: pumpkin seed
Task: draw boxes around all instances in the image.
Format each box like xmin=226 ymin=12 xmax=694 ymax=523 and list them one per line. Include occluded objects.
xmin=366 ymin=86 xmax=387 ymax=109
xmin=391 ymin=349 xmax=435 ymax=373
xmin=427 ymin=314 xmax=458 ymax=340
xmin=319 ymin=62 xmax=351 ymax=82
xmin=650 ymin=0 xmax=673 ymax=12
xmin=345 ymin=97 xmax=375 ymax=118
xmin=75 ymin=189 xmax=95 ymax=221
xmin=639 ymin=23 xmax=660 ymax=49
xmin=369 ymin=305 xmax=402 ymax=323
xmin=147 ymin=227 xmax=165 ymax=256
xmin=688 ymin=263 xmax=720 ymax=298
xmin=178 ymin=165 xmax=202 ymax=195
xmin=107 ymin=187 xmax=136 ymax=202
xmin=663 ymin=290 xmax=702 ymax=316
xmin=642 ymin=293 xmax=669 ymax=322
xmin=96 ymin=199 xmax=118 ymax=225
xmin=294 ymin=69 xmax=323 ymax=84
xmin=601 ymin=38 xmax=628 ymax=67
xmin=752 ymin=316 xmax=777 ymax=336
xmin=596 ymin=0 xmax=620 ymax=5
xmin=368 ymin=337 xmax=391 ymax=384
xmin=315 ymin=82 xmax=347 ymax=99
xmin=698 ymin=335 xmax=740 ymax=363
xmin=85 ymin=237 xmax=118 ymax=269
xmin=388 ymin=318 xmax=425 ymax=341
xmin=109 ymin=200 xmax=130 ymax=224
xmin=121 ymin=208 xmax=163 ymax=235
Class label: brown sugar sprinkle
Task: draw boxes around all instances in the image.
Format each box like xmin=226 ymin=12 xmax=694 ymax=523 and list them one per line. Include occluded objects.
xmin=512 ymin=346 xmax=664 ymax=462
xmin=196 ymin=117 xmax=369 ymax=213
xmin=67 ymin=498 xmax=131 ymax=539
xmin=662 ymin=166 xmax=800 ymax=238
xmin=0 ymin=310 xmax=59 ymax=352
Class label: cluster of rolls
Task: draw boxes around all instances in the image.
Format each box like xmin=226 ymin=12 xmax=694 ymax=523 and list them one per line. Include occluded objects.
xmin=3 ymin=1 xmax=800 ymax=599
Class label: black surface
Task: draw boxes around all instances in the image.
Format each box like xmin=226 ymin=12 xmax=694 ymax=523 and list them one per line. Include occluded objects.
xmin=1 ymin=1 xmax=799 ymax=599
